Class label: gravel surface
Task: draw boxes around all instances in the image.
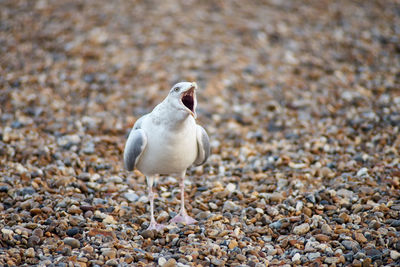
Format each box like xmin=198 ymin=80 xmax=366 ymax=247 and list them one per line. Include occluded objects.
xmin=1 ymin=0 xmax=400 ymax=266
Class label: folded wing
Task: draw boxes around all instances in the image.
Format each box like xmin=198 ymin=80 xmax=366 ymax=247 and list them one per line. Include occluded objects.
xmin=194 ymin=125 xmax=210 ymax=166
xmin=124 ymin=126 xmax=147 ymax=171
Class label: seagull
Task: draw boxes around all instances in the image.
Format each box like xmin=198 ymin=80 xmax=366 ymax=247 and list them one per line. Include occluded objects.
xmin=124 ymin=82 xmax=210 ymax=231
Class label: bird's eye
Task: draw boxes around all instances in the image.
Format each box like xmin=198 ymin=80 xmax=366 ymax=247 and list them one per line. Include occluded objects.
xmin=174 ymin=87 xmax=180 ymax=92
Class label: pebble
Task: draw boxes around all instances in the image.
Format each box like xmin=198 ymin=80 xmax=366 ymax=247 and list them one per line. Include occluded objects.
xmin=321 ymin=224 xmax=333 ymax=235
xmin=158 ymin=257 xmax=167 ymax=266
xmin=307 ymin=252 xmax=321 ymax=261
xmin=354 ymin=232 xmax=367 ymax=243
xmin=28 ymin=235 xmax=41 ymax=247
xmin=325 ymin=257 xmax=339 ymax=264
xmin=66 ymin=227 xmax=80 ymax=237
xmin=390 ymin=250 xmax=400 ymax=260
xmin=101 ymin=248 xmax=117 ymax=258
xmin=226 ymin=183 xmax=236 ymax=192
xmin=24 ymin=248 xmax=35 ymax=258
xmin=141 ymin=230 xmax=155 ymax=239
xmin=314 ymin=234 xmax=330 ymax=242
xmin=68 ymin=205 xmax=82 ymax=214
xmin=163 ymin=258 xmax=177 ymax=267
xmin=269 ymin=220 xmax=282 ymax=229
xmin=223 ymin=200 xmax=240 ymax=212
xmin=293 ymin=223 xmax=310 ymax=235
xmin=356 ymin=168 xmax=369 ymax=177
xmin=292 ymin=253 xmax=301 ymax=263
xmin=342 ymin=240 xmax=360 ymax=251
xmin=124 ymin=192 xmax=139 ymax=202
xmin=229 ymin=240 xmax=238 ymax=249
xmin=105 ymin=259 xmax=119 ymax=266
xmin=63 ymin=237 xmax=80 ymax=248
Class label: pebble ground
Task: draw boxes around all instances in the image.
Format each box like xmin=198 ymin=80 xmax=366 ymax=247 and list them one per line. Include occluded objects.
xmin=1 ymin=0 xmax=400 ymax=266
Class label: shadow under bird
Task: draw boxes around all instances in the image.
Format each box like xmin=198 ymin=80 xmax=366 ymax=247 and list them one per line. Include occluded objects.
xmin=124 ymin=82 xmax=210 ymax=230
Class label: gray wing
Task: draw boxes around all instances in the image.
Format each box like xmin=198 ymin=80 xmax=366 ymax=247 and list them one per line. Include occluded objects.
xmin=194 ymin=125 xmax=210 ymax=166
xmin=124 ymin=121 xmax=147 ymax=171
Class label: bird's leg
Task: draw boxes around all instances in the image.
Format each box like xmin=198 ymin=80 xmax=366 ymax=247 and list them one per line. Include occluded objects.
xmin=146 ymin=176 xmax=165 ymax=231
xmin=170 ymin=173 xmax=197 ymax=225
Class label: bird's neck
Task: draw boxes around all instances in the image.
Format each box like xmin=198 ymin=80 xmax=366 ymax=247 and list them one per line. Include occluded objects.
xmin=153 ymin=102 xmax=193 ymax=129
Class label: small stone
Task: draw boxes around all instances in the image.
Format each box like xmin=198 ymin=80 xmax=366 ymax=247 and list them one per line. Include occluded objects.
xmin=82 ymin=244 xmax=94 ymax=254
xmin=30 ymin=208 xmax=42 ymax=215
xmin=223 ymin=200 xmax=240 ymax=212
xmin=24 ymin=247 xmax=35 ymax=258
xmin=267 ymin=206 xmax=279 ymax=216
xmin=103 ymin=215 xmax=117 ymax=224
xmin=0 ymin=185 xmax=10 ymax=192
xmin=66 ymin=227 xmax=80 ymax=237
xmin=196 ymin=211 xmax=210 ymax=220
xmin=158 ymin=257 xmax=167 ymax=266
xmin=296 ymin=201 xmax=304 ymax=211
xmin=32 ymin=228 xmax=43 ymax=238
xmin=292 ymin=253 xmax=301 ymax=263
xmin=303 ymin=207 xmax=312 ymax=217
xmin=101 ymin=248 xmax=117 ymax=258
xmin=293 ymin=223 xmax=310 ymax=235
xmin=321 ymin=223 xmax=333 ymax=235
xmin=263 ymin=192 xmax=284 ymax=202
xmin=390 ymin=250 xmax=400 ymax=260
xmin=141 ymin=229 xmax=155 ymax=239
xmin=226 ymin=183 xmax=236 ymax=192
xmin=105 ymin=259 xmax=118 ymax=266
xmin=63 ymin=237 xmax=80 ymax=248
xmin=307 ymin=252 xmax=321 ymax=261
xmin=354 ymin=232 xmax=367 ymax=243
xmin=365 ymin=248 xmax=382 ymax=261
xmin=269 ymin=220 xmax=282 ymax=229
xmin=255 ymin=207 xmax=264 ymax=214
xmin=352 ymin=259 xmax=362 ymax=267
xmin=325 ymin=257 xmax=339 ymax=264
xmin=68 ymin=205 xmax=82 ymax=214
xmin=82 ymin=141 xmax=95 ymax=154
xmin=389 ymin=220 xmax=400 ymax=227
xmin=163 ymin=258 xmax=176 ymax=267
xmin=236 ymin=254 xmax=246 ymax=262
xmin=314 ymin=234 xmax=330 ymax=242
xmin=342 ymin=240 xmax=359 ymax=251
xmin=356 ymin=167 xmax=368 ymax=177
xmin=228 ymin=240 xmax=238 ymax=249
xmin=211 ymin=258 xmax=224 ymax=266
xmin=1 ymin=228 xmax=13 ymax=235
xmin=337 ymin=188 xmax=355 ymax=199
xmin=362 ymin=257 xmax=372 ymax=267
xmin=339 ymin=212 xmax=351 ymax=223
xmin=124 ymin=192 xmax=139 ymax=202
xmin=157 ymin=210 xmax=169 ymax=222
xmin=124 ymin=254 xmax=134 ymax=264
xmin=209 ymin=202 xmax=218 ymax=210
xmin=354 ymin=252 xmax=366 ymax=260
xmin=28 ymin=235 xmax=41 ymax=247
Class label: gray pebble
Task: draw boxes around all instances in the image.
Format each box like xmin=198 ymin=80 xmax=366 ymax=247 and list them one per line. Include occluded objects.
xmin=63 ymin=237 xmax=80 ymax=248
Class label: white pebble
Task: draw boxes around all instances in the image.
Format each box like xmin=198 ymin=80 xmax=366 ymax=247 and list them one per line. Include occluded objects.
xmin=391 ymin=250 xmax=400 ymax=260
xmin=226 ymin=183 xmax=236 ymax=192
xmin=356 ymin=167 xmax=369 ymax=177
xmin=292 ymin=252 xmax=301 ymax=263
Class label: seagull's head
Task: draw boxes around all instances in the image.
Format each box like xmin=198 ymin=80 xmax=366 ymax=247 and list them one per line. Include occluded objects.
xmin=168 ymin=81 xmax=198 ymax=119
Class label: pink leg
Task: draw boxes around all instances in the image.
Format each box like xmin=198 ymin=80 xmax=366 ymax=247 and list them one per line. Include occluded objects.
xmin=146 ymin=177 xmax=165 ymax=231
xmin=170 ymin=175 xmax=197 ymax=225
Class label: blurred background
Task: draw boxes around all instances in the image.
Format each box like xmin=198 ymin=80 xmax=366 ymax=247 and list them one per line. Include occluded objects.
xmin=1 ymin=0 xmax=400 ymax=266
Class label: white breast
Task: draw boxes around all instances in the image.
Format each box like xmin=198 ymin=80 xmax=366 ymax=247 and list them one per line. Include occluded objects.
xmin=136 ymin=115 xmax=198 ymax=176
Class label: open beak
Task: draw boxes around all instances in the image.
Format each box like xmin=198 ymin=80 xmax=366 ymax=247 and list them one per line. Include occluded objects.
xmin=181 ymin=83 xmax=197 ymax=118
